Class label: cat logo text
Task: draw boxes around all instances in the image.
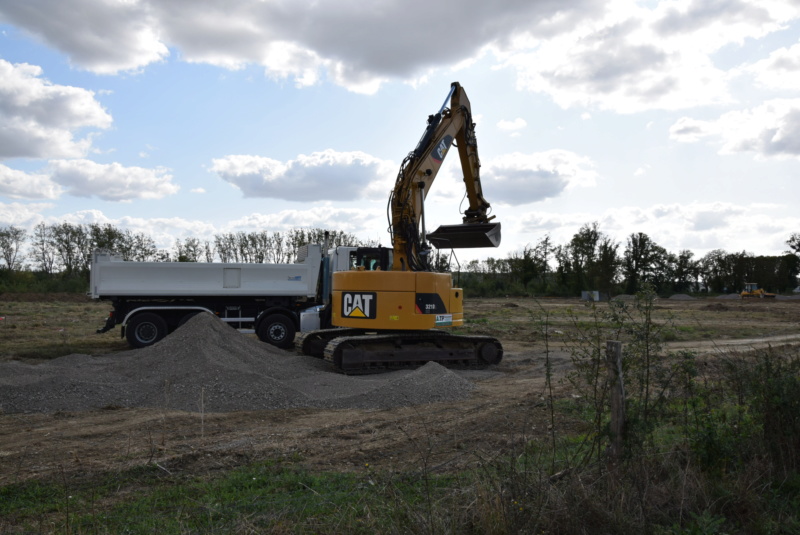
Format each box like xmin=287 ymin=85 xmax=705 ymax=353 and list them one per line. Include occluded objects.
xmin=342 ymin=292 xmax=377 ymax=319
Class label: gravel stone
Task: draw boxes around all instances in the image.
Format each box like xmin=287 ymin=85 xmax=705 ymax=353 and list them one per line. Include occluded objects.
xmin=0 ymin=313 xmax=475 ymax=414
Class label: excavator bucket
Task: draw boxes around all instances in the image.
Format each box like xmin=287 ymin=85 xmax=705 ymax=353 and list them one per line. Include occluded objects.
xmin=427 ymin=222 xmax=501 ymax=249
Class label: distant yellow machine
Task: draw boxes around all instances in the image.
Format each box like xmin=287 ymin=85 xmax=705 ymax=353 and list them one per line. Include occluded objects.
xmin=741 ymin=282 xmax=776 ymax=299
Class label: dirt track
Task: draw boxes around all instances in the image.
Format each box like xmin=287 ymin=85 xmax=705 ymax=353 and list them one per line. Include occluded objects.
xmin=2 ymin=296 xmax=799 ymax=485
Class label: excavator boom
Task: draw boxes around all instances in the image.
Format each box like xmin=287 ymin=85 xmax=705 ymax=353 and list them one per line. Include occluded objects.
xmin=299 ymin=82 xmax=504 ymax=373
xmin=389 ymin=82 xmax=500 ymax=270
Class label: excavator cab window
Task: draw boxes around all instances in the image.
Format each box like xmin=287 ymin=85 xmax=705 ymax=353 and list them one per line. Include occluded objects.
xmin=350 ymin=247 xmax=392 ymax=271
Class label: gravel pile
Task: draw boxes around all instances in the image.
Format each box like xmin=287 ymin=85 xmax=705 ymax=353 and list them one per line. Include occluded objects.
xmin=668 ymin=294 xmax=695 ymax=300
xmin=0 ymin=313 xmax=475 ymax=414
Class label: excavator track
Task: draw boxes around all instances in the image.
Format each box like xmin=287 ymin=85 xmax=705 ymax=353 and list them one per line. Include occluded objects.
xmin=321 ymin=330 xmax=503 ymax=374
xmin=294 ymin=328 xmax=365 ymax=358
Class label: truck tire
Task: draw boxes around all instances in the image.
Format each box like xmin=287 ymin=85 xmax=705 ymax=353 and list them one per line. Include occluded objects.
xmin=126 ymin=312 xmax=168 ymax=348
xmin=257 ymin=314 xmax=296 ymax=349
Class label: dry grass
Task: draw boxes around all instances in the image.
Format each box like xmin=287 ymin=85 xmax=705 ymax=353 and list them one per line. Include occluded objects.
xmin=0 ymin=297 xmax=127 ymax=361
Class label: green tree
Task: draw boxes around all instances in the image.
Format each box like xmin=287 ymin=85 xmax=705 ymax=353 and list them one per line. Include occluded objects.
xmin=50 ymin=222 xmax=89 ymax=276
xmin=623 ymin=232 xmax=669 ymax=294
xmin=0 ymin=225 xmax=27 ymax=271
xmin=787 ymin=233 xmax=800 ymax=257
xmin=29 ymin=222 xmax=58 ymax=274
xmin=672 ymin=249 xmax=699 ymax=293
xmin=557 ymin=222 xmax=619 ymax=295
xmin=174 ymin=237 xmax=202 ymax=262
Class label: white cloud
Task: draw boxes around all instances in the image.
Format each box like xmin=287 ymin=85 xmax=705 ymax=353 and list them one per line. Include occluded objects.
xmin=0 ymin=59 xmax=112 ymax=159
xmin=482 ymin=150 xmax=598 ymax=205
xmin=497 ymin=118 xmax=527 ymax=131
xmin=0 ymin=163 xmax=62 ymax=199
xmin=499 ymin=0 xmax=800 ymax=113
xmin=47 ymin=160 xmax=180 ymax=201
xmin=0 ymin=0 xmax=168 ymax=74
xmin=211 ymin=149 xmax=395 ymax=202
xmin=3 ymin=0 xmax=797 ymax=104
xmin=226 ymin=204 xmax=384 ymax=239
xmin=743 ymin=40 xmax=800 ymax=91
xmin=669 ymin=116 xmax=717 ymax=142
xmin=0 ymin=201 xmax=53 ymax=227
xmin=670 ymin=99 xmax=800 ymax=159
xmin=0 ymin=0 xmax=601 ymax=93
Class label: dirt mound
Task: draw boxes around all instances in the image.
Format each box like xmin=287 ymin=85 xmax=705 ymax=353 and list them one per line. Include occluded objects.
xmin=0 ymin=313 xmax=475 ymax=414
xmin=669 ymin=294 xmax=695 ymax=300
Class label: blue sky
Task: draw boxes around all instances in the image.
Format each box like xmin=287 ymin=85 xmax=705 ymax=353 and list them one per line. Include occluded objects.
xmin=1 ymin=0 xmax=799 ymax=263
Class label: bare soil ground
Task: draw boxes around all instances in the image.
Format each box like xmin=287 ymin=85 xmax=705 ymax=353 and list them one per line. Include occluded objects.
xmin=2 ymin=295 xmax=800 ymax=486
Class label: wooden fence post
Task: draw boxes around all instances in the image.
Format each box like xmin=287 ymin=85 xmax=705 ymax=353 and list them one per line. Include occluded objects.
xmin=606 ymin=340 xmax=625 ymax=464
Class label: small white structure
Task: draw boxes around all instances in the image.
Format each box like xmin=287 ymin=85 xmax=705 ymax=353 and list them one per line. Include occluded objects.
xmin=581 ymin=290 xmax=600 ymax=302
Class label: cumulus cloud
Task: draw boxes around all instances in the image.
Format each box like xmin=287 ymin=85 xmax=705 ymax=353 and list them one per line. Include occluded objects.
xmin=0 ymin=201 xmax=54 ymax=228
xmin=211 ymin=150 xmax=395 ymax=202
xmin=499 ymin=0 xmax=799 ymax=112
xmin=670 ymin=99 xmax=800 ymax=159
xmin=0 ymin=0 xmax=168 ymax=74
xmin=742 ymin=41 xmax=800 ymax=91
xmin=497 ymin=118 xmax=527 ymax=131
xmin=47 ymin=160 xmax=180 ymax=201
xmin=2 ymin=0 xmax=798 ymax=106
xmin=1 ymin=0 xmax=598 ymax=93
xmin=226 ymin=204 xmax=385 ymax=239
xmin=0 ymin=59 xmax=112 ymax=159
xmin=0 ymin=163 xmax=62 ymax=199
xmin=482 ymin=150 xmax=597 ymax=205
xmin=669 ymin=117 xmax=716 ymax=142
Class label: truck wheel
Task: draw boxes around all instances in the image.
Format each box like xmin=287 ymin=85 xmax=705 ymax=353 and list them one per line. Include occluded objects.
xmin=126 ymin=312 xmax=168 ymax=348
xmin=257 ymin=314 xmax=296 ymax=349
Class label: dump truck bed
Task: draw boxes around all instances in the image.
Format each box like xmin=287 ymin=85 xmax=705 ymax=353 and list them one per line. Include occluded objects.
xmin=90 ymin=246 xmax=322 ymax=299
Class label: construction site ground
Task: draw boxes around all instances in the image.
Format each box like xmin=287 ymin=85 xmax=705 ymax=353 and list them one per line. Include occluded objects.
xmin=2 ymin=294 xmax=800 ymax=487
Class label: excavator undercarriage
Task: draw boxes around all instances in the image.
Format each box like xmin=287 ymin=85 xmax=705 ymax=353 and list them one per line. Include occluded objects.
xmin=296 ymin=329 xmax=503 ymax=374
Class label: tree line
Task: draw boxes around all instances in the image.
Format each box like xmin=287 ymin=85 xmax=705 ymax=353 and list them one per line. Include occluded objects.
xmin=1 ymin=221 xmax=798 ymax=296
xmin=0 ymin=223 xmax=371 ymax=292
xmin=458 ymin=223 xmax=800 ymax=297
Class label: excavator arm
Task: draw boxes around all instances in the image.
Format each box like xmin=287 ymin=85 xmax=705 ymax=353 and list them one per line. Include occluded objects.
xmin=389 ymin=82 xmax=500 ymax=271
xmin=297 ymin=82 xmax=505 ymax=372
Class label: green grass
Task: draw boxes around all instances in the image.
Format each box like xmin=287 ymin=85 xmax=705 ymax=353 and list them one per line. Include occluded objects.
xmin=1 ymin=460 xmax=473 ymax=534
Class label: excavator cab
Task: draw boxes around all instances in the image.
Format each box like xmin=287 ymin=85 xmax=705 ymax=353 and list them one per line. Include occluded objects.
xmin=427 ymin=222 xmax=501 ymax=249
xmin=350 ymin=247 xmax=392 ymax=271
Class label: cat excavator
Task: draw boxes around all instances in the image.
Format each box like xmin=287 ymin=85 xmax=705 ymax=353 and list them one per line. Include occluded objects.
xmin=297 ymin=82 xmax=503 ymax=373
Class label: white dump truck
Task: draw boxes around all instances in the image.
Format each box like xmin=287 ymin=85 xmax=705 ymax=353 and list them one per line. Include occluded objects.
xmin=91 ymin=244 xmax=389 ymax=349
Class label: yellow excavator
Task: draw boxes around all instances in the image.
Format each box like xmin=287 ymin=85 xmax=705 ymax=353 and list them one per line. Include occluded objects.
xmin=298 ymin=82 xmax=503 ymax=372
xmin=741 ymin=282 xmax=776 ymax=299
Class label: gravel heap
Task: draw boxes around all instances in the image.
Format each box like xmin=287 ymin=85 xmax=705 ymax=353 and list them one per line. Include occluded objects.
xmin=668 ymin=294 xmax=696 ymax=300
xmin=0 ymin=313 xmax=475 ymax=414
